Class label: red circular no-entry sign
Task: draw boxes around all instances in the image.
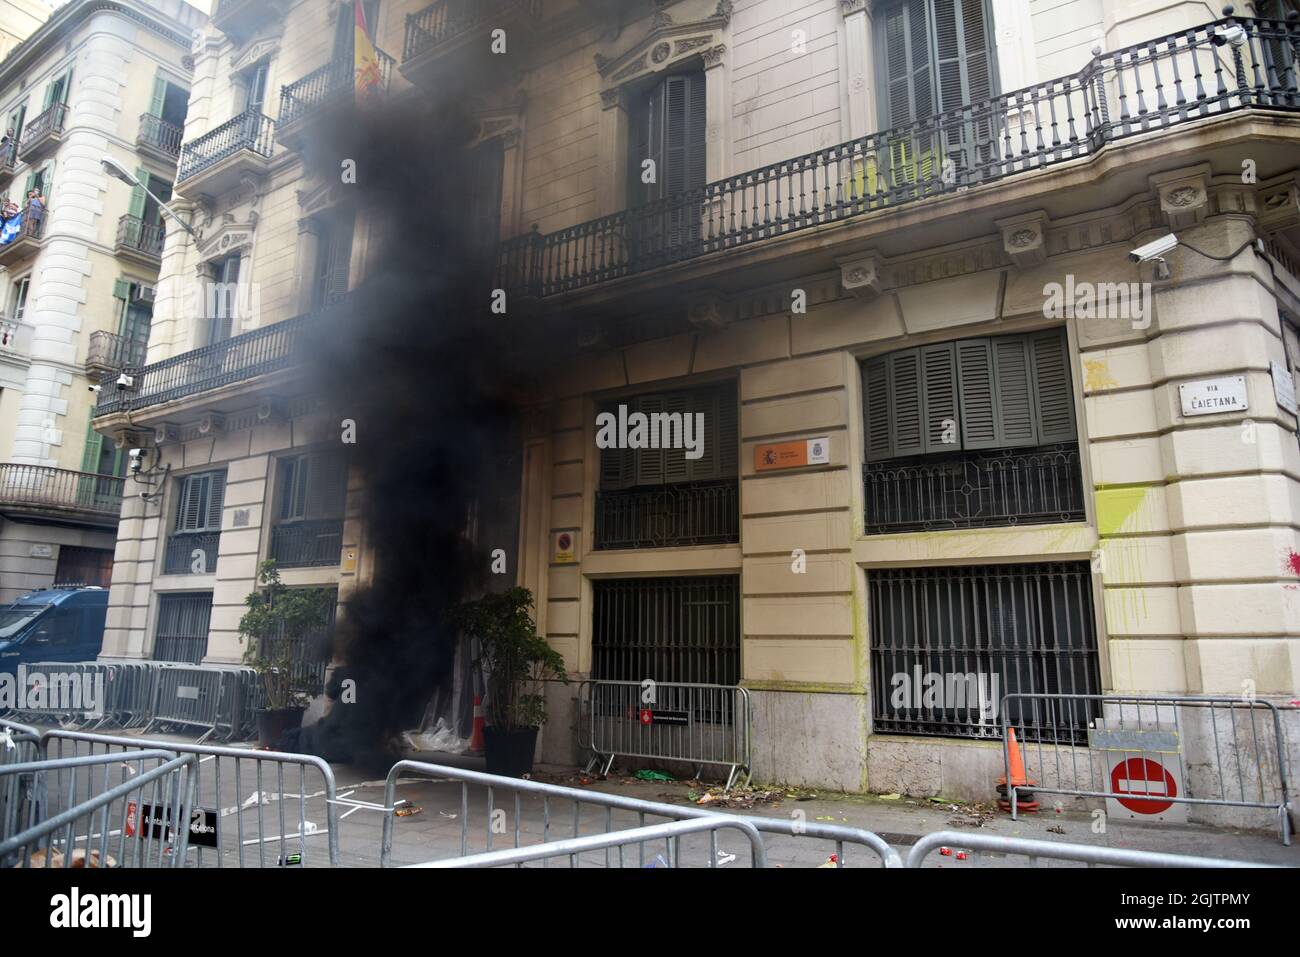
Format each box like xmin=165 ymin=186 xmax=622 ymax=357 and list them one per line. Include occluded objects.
xmin=1111 ymin=757 xmax=1177 ymax=814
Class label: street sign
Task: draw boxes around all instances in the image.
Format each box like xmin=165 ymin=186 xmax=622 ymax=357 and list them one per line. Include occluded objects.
xmin=1105 ymin=757 xmax=1186 ymax=822
xmin=1178 ymin=376 xmax=1248 ymax=416
xmin=129 ymin=803 xmax=220 ymax=848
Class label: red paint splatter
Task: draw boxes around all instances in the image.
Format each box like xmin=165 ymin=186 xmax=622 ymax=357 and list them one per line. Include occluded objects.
xmin=1287 ymin=551 xmax=1300 ymax=576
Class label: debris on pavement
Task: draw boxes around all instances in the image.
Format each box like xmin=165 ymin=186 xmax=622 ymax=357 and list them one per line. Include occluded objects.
xmin=688 ymin=783 xmax=785 ymax=809
xmin=633 ymin=770 xmax=674 ymax=782
xmin=394 ymin=803 xmax=423 ymax=818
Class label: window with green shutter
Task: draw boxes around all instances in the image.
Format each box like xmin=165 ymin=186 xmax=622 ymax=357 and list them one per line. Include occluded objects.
xmin=174 ymin=470 xmax=227 ymax=533
xmin=598 ymin=382 xmax=739 ymax=491
xmin=862 ymin=328 xmax=1076 ymax=463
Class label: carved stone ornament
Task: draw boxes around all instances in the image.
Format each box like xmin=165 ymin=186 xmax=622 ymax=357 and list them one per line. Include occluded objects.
xmin=995 ymin=211 xmax=1050 ymax=267
xmin=838 ymin=252 xmax=883 ymax=298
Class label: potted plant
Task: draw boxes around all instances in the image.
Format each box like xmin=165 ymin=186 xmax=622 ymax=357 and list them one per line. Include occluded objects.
xmin=454 ymin=587 xmax=567 ymax=777
xmin=239 ymin=560 xmax=334 ymax=748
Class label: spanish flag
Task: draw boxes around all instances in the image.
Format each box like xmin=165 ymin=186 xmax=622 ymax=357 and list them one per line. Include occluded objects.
xmin=355 ymin=2 xmax=382 ymax=102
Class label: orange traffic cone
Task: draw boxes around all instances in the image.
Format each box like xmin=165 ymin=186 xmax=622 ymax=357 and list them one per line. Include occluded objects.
xmin=997 ymin=728 xmax=1039 ymax=812
xmin=469 ymin=694 xmax=486 ymax=753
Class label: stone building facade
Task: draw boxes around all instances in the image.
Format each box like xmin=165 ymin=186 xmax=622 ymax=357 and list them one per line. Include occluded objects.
xmin=0 ymin=0 xmax=202 ymax=602
xmin=91 ymin=0 xmax=1300 ymax=810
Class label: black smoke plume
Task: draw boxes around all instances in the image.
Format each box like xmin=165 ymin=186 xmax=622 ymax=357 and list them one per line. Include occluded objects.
xmin=286 ymin=92 xmax=571 ymax=767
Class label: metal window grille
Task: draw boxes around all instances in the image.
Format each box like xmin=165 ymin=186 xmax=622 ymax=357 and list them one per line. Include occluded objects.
xmin=259 ymin=588 xmax=338 ymax=695
xmin=592 ymin=576 xmax=741 ymax=722
xmin=864 ymin=443 xmax=1086 ymax=533
xmin=154 ymin=592 xmax=213 ymax=664
xmin=869 ymin=562 xmax=1101 ymax=742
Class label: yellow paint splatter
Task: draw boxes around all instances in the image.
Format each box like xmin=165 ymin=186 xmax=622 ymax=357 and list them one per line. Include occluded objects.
xmin=1083 ymin=359 xmax=1118 ymax=393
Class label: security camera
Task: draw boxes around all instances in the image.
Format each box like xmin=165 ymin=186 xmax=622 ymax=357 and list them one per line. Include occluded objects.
xmin=1128 ymin=233 xmax=1178 ymax=263
xmin=128 ymin=448 xmax=146 ymax=473
xmin=1211 ymin=25 xmax=1246 ymax=48
xmin=88 ymin=384 xmax=102 ymax=393
xmin=116 ymin=373 xmax=135 ymax=389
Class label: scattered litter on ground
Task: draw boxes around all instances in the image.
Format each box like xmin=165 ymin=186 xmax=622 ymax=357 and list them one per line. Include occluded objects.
xmin=633 ymin=770 xmax=674 ymax=782
xmin=1047 ymin=825 xmax=1066 ymax=834
xmin=946 ymin=802 xmax=997 ymax=828
xmin=400 ymin=718 xmax=469 ymax=755
xmin=716 ymin=849 xmax=736 ymax=866
xmin=878 ymin=793 xmax=901 ymax=800
xmin=645 ymin=854 xmax=670 ymax=868
xmin=818 ymin=854 xmax=840 ymax=868
xmin=395 ymin=804 xmax=423 ymax=818
xmin=438 ymin=810 xmax=457 ymax=819
xmin=688 ymin=784 xmax=785 ymax=809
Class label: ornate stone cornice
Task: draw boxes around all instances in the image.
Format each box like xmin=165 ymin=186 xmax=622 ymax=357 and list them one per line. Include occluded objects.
xmin=594 ymin=2 xmax=732 ymax=88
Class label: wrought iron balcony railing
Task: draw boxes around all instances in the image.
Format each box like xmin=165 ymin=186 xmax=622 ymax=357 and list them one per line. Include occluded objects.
xmin=498 ymin=14 xmax=1300 ymax=299
xmin=177 ymin=109 xmax=274 ymax=182
xmin=403 ymin=0 xmax=542 ymax=63
xmin=594 ymin=479 xmax=740 ymax=550
xmin=87 ymin=330 xmax=148 ymax=372
xmin=116 ymin=214 xmax=164 ymax=259
xmin=17 ymin=102 xmax=67 ymax=158
xmin=269 ymin=518 xmax=344 ymax=567
xmin=279 ymin=48 xmax=396 ymax=127
xmin=0 ymin=464 xmax=125 ymax=518
xmin=0 ymin=141 xmax=16 ymax=176
xmin=864 ymin=443 xmax=1086 ymax=535
xmin=92 ymin=297 xmax=351 ymax=416
xmin=163 ymin=531 xmax=221 ymax=575
xmin=137 ymin=113 xmax=184 ymax=158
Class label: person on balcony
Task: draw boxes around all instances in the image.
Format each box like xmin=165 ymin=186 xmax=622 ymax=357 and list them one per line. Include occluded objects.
xmin=0 ymin=199 xmax=20 ymax=245
xmin=26 ymin=188 xmax=45 ymax=230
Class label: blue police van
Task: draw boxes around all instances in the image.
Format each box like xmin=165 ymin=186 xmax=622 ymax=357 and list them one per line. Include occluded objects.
xmin=0 ymin=587 xmax=109 ymax=675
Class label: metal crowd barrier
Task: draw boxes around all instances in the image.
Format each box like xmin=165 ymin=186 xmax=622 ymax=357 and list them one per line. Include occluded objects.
xmin=1 ymin=718 xmax=42 ymax=840
xmin=907 ymin=830 xmax=1276 ymax=869
xmin=1000 ymin=693 xmax=1293 ymax=845
xmin=0 ymin=749 xmax=195 ymax=868
xmin=410 ymin=816 xmax=768 ymax=868
xmin=580 ymin=679 xmax=752 ymax=789
xmin=41 ymin=729 xmax=341 ymax=867
xmin=380 ymin=759 xmax=902 ymax=868
xmin=3 ymin=661 xmax=261 ymax=741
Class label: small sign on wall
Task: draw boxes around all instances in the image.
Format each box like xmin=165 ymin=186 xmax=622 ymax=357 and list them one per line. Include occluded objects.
xmin=553 ymin=530 xmax=578 ymax=564
xmin=754 ymin=436 xmax=831 ymax=472
xmin=1178 ymin=376 xmax=1248 ymax=417
xmin=1270 ymin=361 xmax=1297 ymax=415
xmin=28 ymin=544 xmax=53 ymax=558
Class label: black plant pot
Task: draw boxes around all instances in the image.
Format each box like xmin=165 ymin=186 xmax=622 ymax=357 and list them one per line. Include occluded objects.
xmin=255 ymin=707 xmax=305 ymax=749
xmin=483 ymin=726 xmax=539 ymax=777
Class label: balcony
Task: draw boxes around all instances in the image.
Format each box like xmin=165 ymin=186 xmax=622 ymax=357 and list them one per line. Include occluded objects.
xmin=136 ymin=113 xmax=184 ymax=163
xmin=277 ymin=48 xmax=396 ymax=149
xmin=94 ymin=307 xmax=324 ymax=418
xmin=176 ymin=110 xmax=274 ymax=199
xmin=0 ymin=464 xmax=124 ymax=527
xmin=211 ymin=0 xmax=290 ymax=45
xmin=17 ymin=102 xmax=67 ymax=163
xmin=863 ymin=444 xmax=1086 ymax=535
xmin=86 ymin=331 xmax=147 ymax=379
xmin=1 ymin=317 xmax=34 ymax=358
xmin=0 ymin=142 xmax=17 ymax=183
xmin=593 ymin=479 xmax=740 ymax=550
xmin=401 ymin=0 xmax=542 ymax=87
xmin=269 ymin=518 xmax=344 ymax=568
xmin=162 ymin=530 xmax=221 ymax=575
xmin=496 ymin=15 xmax=1300 ymax=301
xmin=0 ymin=204 xmax=46 ymax=267
xmin=115 ymin=214 xmax=164 ymax=266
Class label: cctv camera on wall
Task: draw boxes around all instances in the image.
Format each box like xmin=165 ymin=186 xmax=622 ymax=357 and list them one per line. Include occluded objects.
xmin=1128 ymin=234 xmax=1178 ymax=263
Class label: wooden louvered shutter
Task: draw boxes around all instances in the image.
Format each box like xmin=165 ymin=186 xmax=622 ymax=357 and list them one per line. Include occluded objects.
xmin=319 ymin=219 xmax=353 ymax=306
xmin=956 ymin=338 xmax=998 ymax=449
xmin=1030 ymin=330 xmax=1076 ymax=443
xmin=128 ymin=169 xmax=149 ymax=220
xmin=599 ymin=403 xmax=634 ymax=491
xmin=663 ymin=73 xmax=707 ymax=196
xmin=890 ymin=349 xmax=925 ymax=457
xmin=863 ymin=356 xmax=892 ymax=462
xmin=206 ymin=472 xmax=226 ymax=530
xmin=635 ymin=395 xmax=665 ymax=485
xmin=920 ymin=343 xmax=958 ymax=453
xmin=149 ymin=74 xmax=167 ymax=117
xmin=664 ymin=391 xmax=694 ymax=483
xmin=933 ymin=0 xmax=995 ymax=111
xmin=632 ymin=81 xmax=665 ymax=205
xmin=716 ymin=385 xmax=738 ymax=476
xmin=883 ymin=0 xmax=933 ymax=127
xmin=176 ymin=474 xmax=206 ymax=531
xmin=306 ymin=453 xmax=348 ymax=519
xmin=992 ymin=336 xmax=1036 ymax=447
